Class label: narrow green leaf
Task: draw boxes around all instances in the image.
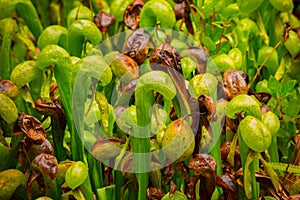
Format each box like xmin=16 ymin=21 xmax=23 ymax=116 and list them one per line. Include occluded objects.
xmin=227 ymin=133 xmax=238 ymax=166
xmin=97 ymin=185 xmax=116 ymax=200
xmin=244 ymin=151 xmax=260 ymax=199
xmin=259 ymin=158 xmax=279 ymax=192
xmin=95 ymin=91 xmax=111 ymax=134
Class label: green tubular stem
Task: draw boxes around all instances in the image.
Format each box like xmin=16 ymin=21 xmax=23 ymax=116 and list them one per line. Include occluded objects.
xmin=38 ymin=25 xmax=68 ymax=50
xmin=37 ymin=44 xmax=83 ymax=161
xmin=237 ymin=132 xmax=248 ymax=199
xmin=268 ymin=137 xmax=279 ymax=162
xmin=79 ymin=174 xmax=94 ymax=200
xmin=1 ymin=132 xmax=24 ymax=171
xmin=90 ymin=0 xmax=101 ymax=13
xmin=0 ymin=18 xmax=18 ymax=80
xmin=115 ymin=171 xmax=125 ymax=200
xmin=110 ymin=0 xmax=132 ymax=22
xmin=51 ymin=118 xmax=66 ymax=162
xmin=209 ymin=135 xmax=222 ymax=175
xmin=135 ymin=71 xmax=176 ymax=200
xmin=0 ymin=0 xmax=43 ymax=40
xmin=11 ymin=39 xmax=27 ymax=67
xmin=40 ymin=69 xmax=52 ymax=102
xmin=250 ymin=159 xmax=259 ymax=200
xmin=72 ymin=55 xmax=112 ymax=162
xmin=140 ymin=0 xmax=176 ymax=29
xmin=32 ymin=0 xmax=51 ymax=28
xmin=15 ymin=0 xmax=43 ymax=40
xmin=29 ymin=77 xmax=43 ymax=102
xmin=244 ymin=151 xmax=260 ymax=200
xmin=63 ymin=0 xmax=75 ymax=26
xmin=87 ymin=152 xmax=104 ymax=192
xmin=115 ymin=137 xmax=130 ymax=169
xmin=67 ymin=20 xmax=102 ymax=57
xmin=238 ymin=128 xmax=260 ymax=199
xmin=45 ymin=177 xmax=59 ymax=199
xmin=13 ymin=94 xmax=26 ymax=115
xmin=238 ymin=131 xmax=249 ymax=176
xmin=131 ymin=111 xmax=150 ymax=200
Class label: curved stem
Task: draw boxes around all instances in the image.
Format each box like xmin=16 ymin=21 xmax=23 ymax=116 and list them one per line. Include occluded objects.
xmin=226 ymin=94 xmax=262 ymax=120
xmin=0 ymin=18 xmax=18 ymax=80
xmin=0 ymin=0 xmax=43 ymax=40
xmin=63 ymin=0 xmax=74 ymax=26
xmin=14 ymin=0 xmax=43 ymax=40
xmin=67 ymin=20 xmax=102 ymax=57
xmin=73 ymin=55 xmax=112 ymax=160
xmin=37 ymin=25 xmax=68 ymax=50
xmin=10 ymin=60 xmax=43 ymax=96
xmin=139 ymin=0 xmax=176 ymax=29
xmin=37 ymin=44 xmax=83 ymax=161
xmin=134 ymin=71 xmax=176 ymax=200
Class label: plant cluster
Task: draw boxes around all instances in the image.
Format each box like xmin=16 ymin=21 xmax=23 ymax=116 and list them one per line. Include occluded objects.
xmin=0 ymin=0 xmax=300 ymax=200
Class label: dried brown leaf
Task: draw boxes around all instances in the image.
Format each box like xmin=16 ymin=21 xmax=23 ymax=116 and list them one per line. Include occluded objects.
xmin=32 ymin=153 xmax=58 ymax=179
xmin=223 ymin=69 xmax=249 ymax=100
xmin=124 ymin=28 xmax=151 ymax=65
xmin=93 ymin=12 xmax=116 ymax=33
xmin=149 ymin=42 xmax=182 ymax=73
xmin=123 ymin=0 xmax=144 ymax=30
xmin=17 ymin=113 xmax=46 ymax=145
xmin=0 ymin=79 xmax=18 ymax=100
xmin=188 ymin=154 xmax=217 ymax=200
xmin=146 ymin=187 xmax=165 ymax=200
